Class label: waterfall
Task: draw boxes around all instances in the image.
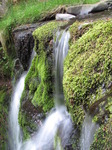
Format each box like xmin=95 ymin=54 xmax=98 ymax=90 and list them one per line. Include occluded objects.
xmin=54 ymin=30 xmax=70 ymax=107
xmin=9 ymin=30 xmax=72 ymax=150
xmin=9 ymin=51 xmax=36 ymax=150
xmin=80 ymin=114 xmax=99 ymax=150
xmin=9 ymin=73 xmax=26 ymax=150
xmin=21 ymin=30 xmax=72 ymax=150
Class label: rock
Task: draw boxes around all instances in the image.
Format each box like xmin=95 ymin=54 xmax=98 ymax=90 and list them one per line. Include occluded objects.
xmin=67 ymin=5 xmax=94 ymax=16
xmin=67 ymin=1 xmax=112 ymax=16
xmin=90 ymin=1 xmax=108 ymax=13
xmin=56 ymin=13 xmax=76 ymax=21
xmin=13 ymin=23 xmax=41 ymax=70
xmin=13 ymin=58 xmax=24 ymax=81
xmin=67 ymin=5 xmax=82 ymax=16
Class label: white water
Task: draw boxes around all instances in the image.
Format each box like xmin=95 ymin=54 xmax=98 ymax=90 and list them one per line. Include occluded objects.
xmin=22 ymin=106 xmax=72 ymax=150
xmin=9 ymin=73 xmax=27 ymax=150
xmin=80 ymin=114 xmax=99 ymax=150
xmin=21 ymin=30 xmax=72 ymax=150
xmin=54 ymin=30 xmax=70 ymax=107
xmin=9 ymin=51 xmax=36 ymax=150
xmin=9 ymin=31 xmax=72 ymax=150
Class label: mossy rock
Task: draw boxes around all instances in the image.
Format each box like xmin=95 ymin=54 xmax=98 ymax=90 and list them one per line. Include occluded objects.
xmin=19 ymin=21 xmax=66 ymax=140
xmin=90 ymin=118 xmax=112 ymax=150
xmin=63 ymin=20 xmax=112 ymax=150
xmin=64 ymin=20 xmax=112 ymax=125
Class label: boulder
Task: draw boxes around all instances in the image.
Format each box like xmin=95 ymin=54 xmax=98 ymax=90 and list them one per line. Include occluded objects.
xmin=67 ymin=5 xmax=82 ymax=16
xmin=67 ymin=1 xmax=112 ymax=16
xmin=13 ymin=23 xmax=41 ymax=70
xmin=90 ymin=1 xmax=108 ymax=13
xmin=67 ymin=5 xmax=96 ymax=16
xmin=56 ymin=13 xmax=76 ymax=21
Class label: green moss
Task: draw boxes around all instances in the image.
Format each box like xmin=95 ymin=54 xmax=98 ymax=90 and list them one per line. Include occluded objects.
xmin=25 ymin=51 xmax=53 ymax=112
xmin=19 ymin=112 xmax=30 ymax=140
xmin=90 ymin=118 xmax=112 ymax=150
xmin=63 ymin=20 xmax=112 ymax=126
xmin=54 ymin=133 xmax=63 ymax=150
xmin=33 ymin=21 xmax=60 ymax=53
xmin=22 ymin=21 xmax=66 ymax=112
xmin=0 ymin=43 xmax=14 ymax=79
xmin=0 ymin=90 xmax=10 ymax=150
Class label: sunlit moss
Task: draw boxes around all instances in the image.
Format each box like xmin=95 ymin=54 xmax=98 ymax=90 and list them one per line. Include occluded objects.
xmin=64 ymin=20 xmax=112 ymax=128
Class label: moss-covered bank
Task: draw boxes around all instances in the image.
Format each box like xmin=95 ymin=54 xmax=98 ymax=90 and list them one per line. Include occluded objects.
xmin=0 ymin=40 xmax=13 ymax=149
xmin=63 ymin=20 xmax=112 ymax=149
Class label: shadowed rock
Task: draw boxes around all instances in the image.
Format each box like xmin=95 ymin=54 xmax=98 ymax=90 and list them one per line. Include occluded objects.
xmin=13 ymin=23 xmax=41 ymax=70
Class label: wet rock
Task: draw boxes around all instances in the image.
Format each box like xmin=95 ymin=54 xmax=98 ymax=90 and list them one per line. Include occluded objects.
xmin=56 ymin=13 xmax=76 ymax=21
xmin=13 ymin=58 xmax=24 ymax=81
xmin=66 ymin=5 xmax=94 ymax=16
xmin=90 ymin=1 xmax=108 ymax=13
xmin=13 ymin=23 xmax=40 ymax=70
xmin=67 ymin=1 xmax=112 ymax=16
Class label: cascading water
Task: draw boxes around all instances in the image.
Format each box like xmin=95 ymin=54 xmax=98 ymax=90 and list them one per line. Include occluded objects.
xmin=9 ymin=51 xmax=36 ymax=150
xmin=9 ymin=30 xmax=72 ymax=150
xmin=22 ymin=30 xmax=72 ymax=150
xmin=80 ymin=114 xmax=99 ymax=150
xmin=9 ymin=73 xmax=26 ymax=150
xmin=54 ymin=30 xmax=70 ymax=107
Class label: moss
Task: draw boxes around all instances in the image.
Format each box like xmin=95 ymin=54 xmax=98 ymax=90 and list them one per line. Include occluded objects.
xmin=54 ymin=133 xmax=63 ymax=150
xmin=33 ymin=21 xmax=63 ymax=53
xmin=25 ymin=51 xmax=54 ymax=112
xmin=90 ymin=118 xmax=112 ymax=150
xmin=19 ymin=112 xmax=30 ymax=140
xmin=0 ymin=90 xmax=11 ymax=150
xmin=63 ymin=20 xmax=112 ymax=126
xmin=0 ymin=26 xmax=14 ymax=150
xmin=0 ymin=46 xmax=14 ymax=79
xmin=21 ymin=21 xmax=66 ymax=112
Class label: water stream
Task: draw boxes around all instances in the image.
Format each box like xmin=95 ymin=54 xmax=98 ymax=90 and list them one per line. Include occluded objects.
xmin=9 ymin=30 xmax=72 ymax=150
xmin=9 ymin=51 xmax=36 ymax=150
xmin=9 ymin=72 xmax=26 ymax=150
xmin=80 ymin=114 xmax=99 ymax=150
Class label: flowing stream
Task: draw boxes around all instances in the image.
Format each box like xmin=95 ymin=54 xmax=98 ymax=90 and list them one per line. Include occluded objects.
xmin=9 ymin=72 xmax=26 ymax=150
xmin=9 ymin=30 xmax=72 ymax=150
xmin=9 ymin=51 xmax=36 ymax=150
xmin=80 ymin=114 xmax=99 ymax=150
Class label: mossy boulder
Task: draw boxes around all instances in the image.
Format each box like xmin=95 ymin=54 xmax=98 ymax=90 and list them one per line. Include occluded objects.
xmin=63 ymin=20 xmax=112 ymax=149
xmin=19 ymin=21 xmax=66 ymax=140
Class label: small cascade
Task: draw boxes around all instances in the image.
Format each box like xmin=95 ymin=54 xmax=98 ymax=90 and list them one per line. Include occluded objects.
xmin=22 ymin=106 xmax=72 ymax=150
xmin=22 ymin=30 xmax=72 ymax=150
xmin=9 ymin=73 xmax=26 ymax=150
xmin=9 ymin=51 xmax=36 ymax=150
xmin=54 ymin=30 xmax=70 ymax=106
xmin=9 ymin=30 xmax=72 ymax=150
xmin=80 ymin=114 xmax=99 ymax=150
